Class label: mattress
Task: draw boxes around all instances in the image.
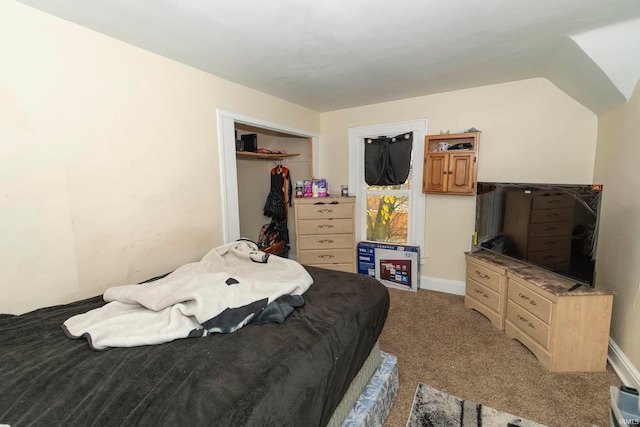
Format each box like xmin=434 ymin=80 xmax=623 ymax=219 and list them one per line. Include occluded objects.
xmin=328 ymin=341 xmax=382 ymax=426
xmin=0 ymin=265 xmax=389 ymax=427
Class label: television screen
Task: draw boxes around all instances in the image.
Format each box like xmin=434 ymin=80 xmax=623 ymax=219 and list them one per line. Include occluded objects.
xmin=474 ymin=182 xmax=603 ymax=287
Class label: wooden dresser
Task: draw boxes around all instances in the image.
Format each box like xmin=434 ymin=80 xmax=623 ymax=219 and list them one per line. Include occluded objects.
xmin=294 ymin=196 xmax=356 ymax=273
xmin=505 ymin=266 xmax=614 ymax=372
xmin=465 ymin=251 xmax=528 ymax=330
xmin=465 ymin=250 xmax=614 ymax=372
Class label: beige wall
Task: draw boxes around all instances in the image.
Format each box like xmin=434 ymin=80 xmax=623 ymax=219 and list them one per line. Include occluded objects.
xmin=594 ymin=77 xmax=640 ymax=380
xmin=320 ymin=78 xmax=597 ymax=284
xmin=0 ymin=2 xmax=320 ymax=314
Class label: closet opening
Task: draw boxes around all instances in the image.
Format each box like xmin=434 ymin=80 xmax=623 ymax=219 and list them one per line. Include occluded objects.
xmin=217 ymin=110 xmax=320 ymax=261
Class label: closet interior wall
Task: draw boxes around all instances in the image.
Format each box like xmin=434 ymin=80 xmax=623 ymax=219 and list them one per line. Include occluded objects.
xmin=235 ymin=125 xmax=311 ymax=260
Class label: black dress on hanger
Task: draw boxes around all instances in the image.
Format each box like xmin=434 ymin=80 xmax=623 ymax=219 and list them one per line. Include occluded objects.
xmin=261 ymin=164 xmax=292 ymax=249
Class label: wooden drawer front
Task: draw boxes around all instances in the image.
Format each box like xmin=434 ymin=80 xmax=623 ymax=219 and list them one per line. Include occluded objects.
xmin=298 ymin=234 xmax=353 ymax=250
xmin=528 ymin=221 xmax=572 ymax=238
xmin=466 ymin=263 xmax=501 ymax=293
xmin=296 ymin=203 xmax=353 ymax=220
xmin=466 ymin=279 xmax=500 ymax=313
xmin=509 ymin=279 xmax=552 ymax=324
xmin=531 ymin=194 xmax=574 ymax=210
xmin=529 ymin=207 xmax=574 ymax=224
xmin=527 ymin=236 xmax=571 ymax=253
xmin=507 ymin=301 xmax=551 ymax=349
xmin=298 ymin=249 xmax=354 ymax=265
xmin=308 ymin=263 xmax=354 ymax=273
xmin=527 ymin=248 xmax=570 ymax=266
xmin=297 ymin=219 xmax=353 ymax=235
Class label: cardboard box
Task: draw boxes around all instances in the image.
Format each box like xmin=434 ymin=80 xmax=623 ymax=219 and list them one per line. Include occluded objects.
xmin=357 ymin=242 xmax=420 ymax=291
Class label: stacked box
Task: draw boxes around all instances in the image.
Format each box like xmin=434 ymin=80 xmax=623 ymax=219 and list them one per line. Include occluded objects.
xmin=357 ymin=242 xmax=420 ymax=292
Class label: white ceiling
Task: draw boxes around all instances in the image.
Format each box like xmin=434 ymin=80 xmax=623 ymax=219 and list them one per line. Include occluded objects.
xmin=18 ymin=0 xmax=640 ymax=113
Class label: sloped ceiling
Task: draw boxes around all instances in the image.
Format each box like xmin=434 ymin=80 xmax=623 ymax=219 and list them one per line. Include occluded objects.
xmin=17 ymin=0 xmax=640 ymax=113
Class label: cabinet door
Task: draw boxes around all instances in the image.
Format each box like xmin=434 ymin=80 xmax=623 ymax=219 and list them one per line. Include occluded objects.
xmin=423 ymin=153 xmax=448 ymax=193
xmin=447 ymin=153 xmax=476 ymax=195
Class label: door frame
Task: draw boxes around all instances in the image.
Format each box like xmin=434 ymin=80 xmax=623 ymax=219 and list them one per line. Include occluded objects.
xmin=217 ymin=110 xmax=320 ymax=243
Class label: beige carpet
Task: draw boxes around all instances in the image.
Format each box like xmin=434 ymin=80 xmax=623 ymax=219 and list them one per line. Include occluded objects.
xmin=378 ymin=287 xmax=621 ymax=427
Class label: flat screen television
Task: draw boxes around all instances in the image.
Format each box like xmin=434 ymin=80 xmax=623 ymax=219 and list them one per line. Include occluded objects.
xmin=474 ymin=182 xmax=604 ymax=287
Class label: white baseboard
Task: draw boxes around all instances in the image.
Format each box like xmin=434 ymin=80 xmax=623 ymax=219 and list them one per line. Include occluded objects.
xmin=608 ymin=338 xmax=640 ymax=389
xmin=420 ymin=276 xmax=465 ymax=295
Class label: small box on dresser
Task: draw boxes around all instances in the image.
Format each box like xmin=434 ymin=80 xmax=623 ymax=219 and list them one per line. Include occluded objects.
xmin=294 ymin=196 xmax=356 ymax=273
xmin=505 ymin=266 xmax=614 ymax=372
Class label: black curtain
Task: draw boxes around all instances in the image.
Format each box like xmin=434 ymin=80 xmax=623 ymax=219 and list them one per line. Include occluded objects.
xmin=364 ymin=132 xmax=413 ymax=186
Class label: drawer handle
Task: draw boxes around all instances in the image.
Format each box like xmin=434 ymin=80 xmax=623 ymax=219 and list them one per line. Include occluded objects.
xmin=544 ymin=227 xmax=557 ymax=232
xmin=546 ymin=213 xmax=560 ymax=218
xmin=316 ymin=208 xmax=334 ymax=214
xmin=317 ymin=224 xmax=334 ymax=229
xmin=519 ymin=293 xmax=537 ymax=306
xmin=474 ymin=288 xmax=488 ymax=299
xmin=542 ymin=255 xmax=556 ymax=260
xmin=319 ymin=254 xmax=335 ymax=259
xmin=475 ymin=270 xmax=490 ymax=280
xmin=318 ymin=239 xmax=335 ymax=244
xmin=517 ymin=314 xmax=536 ymax=330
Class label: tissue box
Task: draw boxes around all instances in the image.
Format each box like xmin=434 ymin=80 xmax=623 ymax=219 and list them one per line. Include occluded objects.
xmin=312 ymin=179 xmax=328 ymax=197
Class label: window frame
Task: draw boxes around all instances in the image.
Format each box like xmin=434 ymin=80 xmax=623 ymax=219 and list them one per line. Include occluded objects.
xmin=348 ymin=119 xmax=427 ymax=252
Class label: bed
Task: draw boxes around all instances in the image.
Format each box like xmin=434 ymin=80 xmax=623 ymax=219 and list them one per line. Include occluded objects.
xmin=0 ymin=245 xmax=395 ymax=427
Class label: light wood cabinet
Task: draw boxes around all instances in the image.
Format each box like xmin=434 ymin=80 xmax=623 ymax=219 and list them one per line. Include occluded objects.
xmin=294 ymin=196 xmax=356 ymax=273
xmin=465 ymin=250 xmax=614 ymax=372
xmin=422 ymin=132 xmax=480 ymax=195
xmin=505 ymin=266 xmax=614 ymax=372
xmin=465 ymin=251 xmax=528 ymax=330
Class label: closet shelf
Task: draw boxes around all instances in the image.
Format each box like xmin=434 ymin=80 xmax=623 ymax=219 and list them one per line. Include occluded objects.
xmin=236 ymin=151 xmax=300 ymax=160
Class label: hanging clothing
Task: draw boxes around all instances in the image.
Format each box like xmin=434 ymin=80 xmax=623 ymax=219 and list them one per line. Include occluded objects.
xmin=262 ymin=164 xmax=292 ymax=246
xmin=263 ymin=165 xmax=292 ymax=221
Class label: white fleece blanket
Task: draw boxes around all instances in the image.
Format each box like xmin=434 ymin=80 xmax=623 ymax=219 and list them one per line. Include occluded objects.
xmin=63 ymin=240 xmax=313 ymax=350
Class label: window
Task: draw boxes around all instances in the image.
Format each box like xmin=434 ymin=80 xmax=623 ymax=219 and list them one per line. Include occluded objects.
xmin=366 ymin=182 xmax=411 ymax=244
xmin=348 ymin=120 xmax=427 ymax=251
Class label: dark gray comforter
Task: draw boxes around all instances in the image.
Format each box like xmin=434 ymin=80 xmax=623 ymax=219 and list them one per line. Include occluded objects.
xmin=0 ymin=266 xmax=389 ymax=427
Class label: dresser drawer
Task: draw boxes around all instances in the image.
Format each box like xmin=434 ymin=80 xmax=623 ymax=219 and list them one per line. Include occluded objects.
xmin=307 ymin=263 xmax=354 ymax=273
xmin=298 ymin=248 xmax=354 ymax=265
xmin=296 ymin=202 xmax=353 ymax=220
xmin=527 ymin=248 xmax=571 ymax=266
xmin=531 ymin=194 xmax=574 ymax=210
xmin=528 ymin=221 xmax=572 ymax=238
xmin=297 ymin=219 xmax=353 ymax=235
xmin=466 ymin=262 xmax=501 ymax=293
xmin=298 ymin=234 xmax=353 ymax=250
xmin=529 ymin=207 xmax=574 ymax=224
xmin=466 ymin=279 xmax=500 ymax=313
xmin=527 ymin=236 xmax=571 ymax=253
xmin=508 ymin=279 xmax=552 ymax=324
xmin=507 ymin=301 xmax=551 ymax=349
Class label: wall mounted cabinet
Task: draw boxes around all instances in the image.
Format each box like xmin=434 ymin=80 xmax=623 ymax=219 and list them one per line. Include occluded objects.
xmin=422 ymin=132 xmax=480 ymax=195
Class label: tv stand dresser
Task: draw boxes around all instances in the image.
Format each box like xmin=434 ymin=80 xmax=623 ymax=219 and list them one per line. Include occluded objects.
xmin=465 ymin=251 xmax=614 ymax=372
